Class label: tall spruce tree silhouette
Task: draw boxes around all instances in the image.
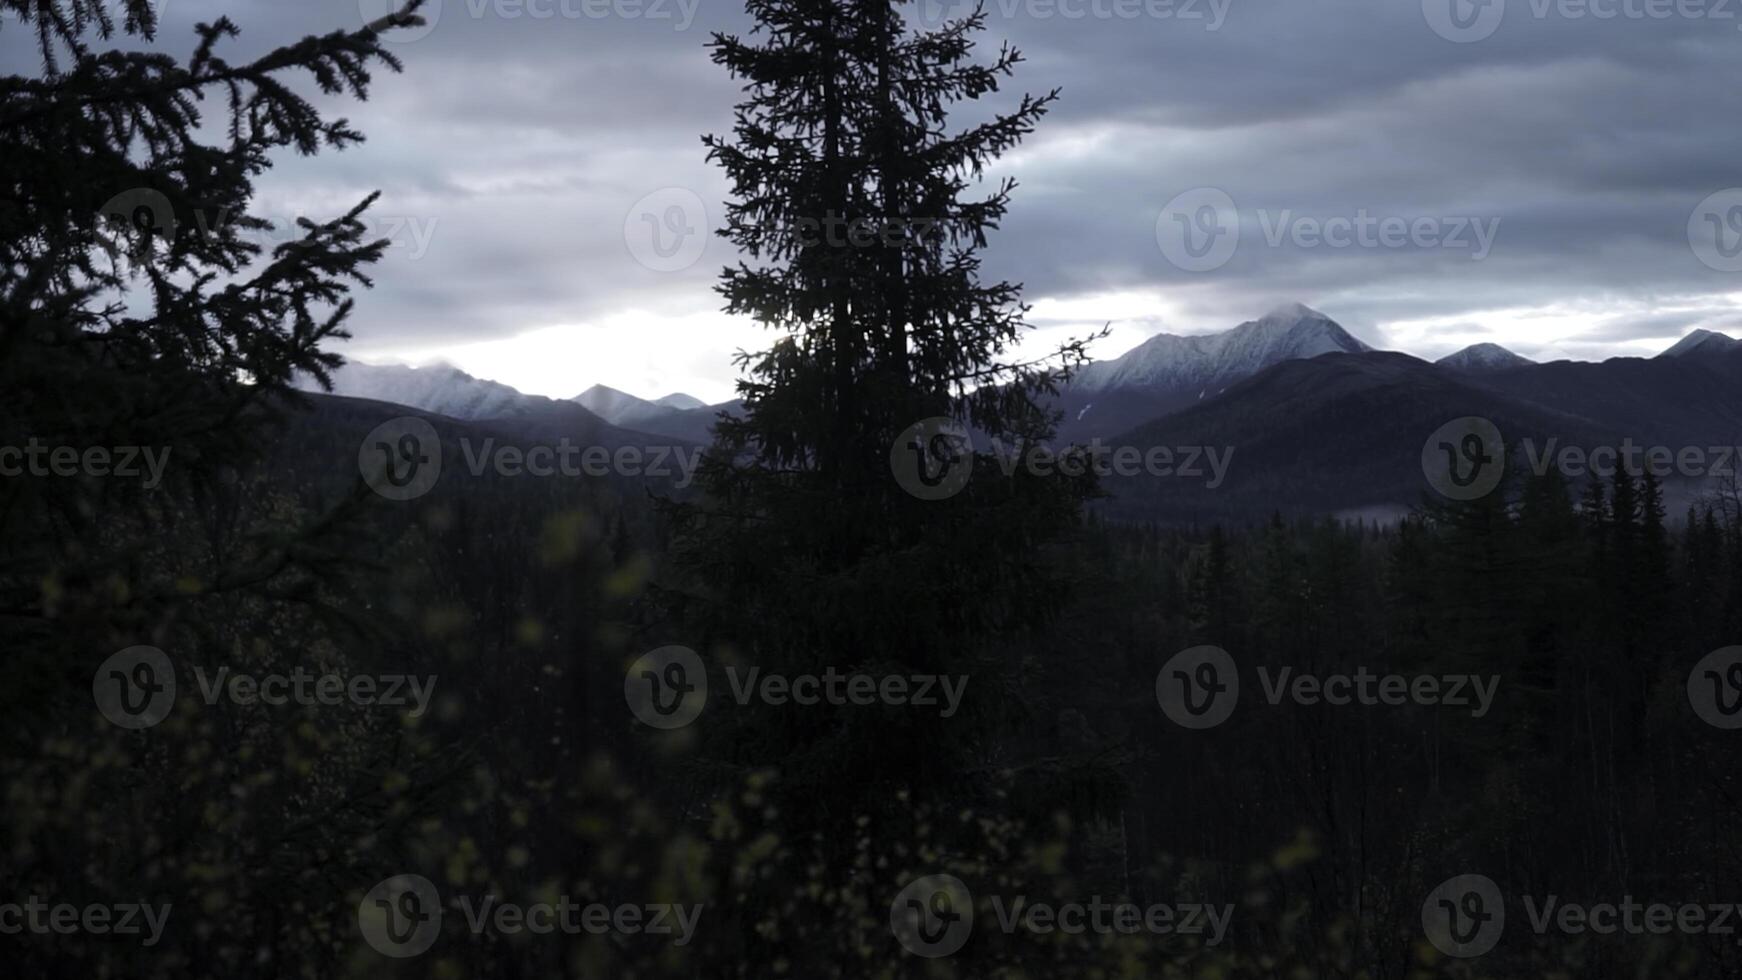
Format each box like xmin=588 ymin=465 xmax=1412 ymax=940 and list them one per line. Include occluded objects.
xmin=664 ymin=0 xmax=1104 ymax=836
xmin=0 ymin=0 xmax=425 ymax=646
xmin=1 ymin=3 xmax=436 ymax=976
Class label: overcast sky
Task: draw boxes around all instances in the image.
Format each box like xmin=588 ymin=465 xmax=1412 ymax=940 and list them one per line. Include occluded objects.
xmin=13 ymin=0 xmax=1742 ymax=402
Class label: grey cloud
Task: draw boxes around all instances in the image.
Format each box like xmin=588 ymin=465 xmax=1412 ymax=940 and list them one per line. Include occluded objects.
xmin=4 ymin=0 xmax=1739 ymax=362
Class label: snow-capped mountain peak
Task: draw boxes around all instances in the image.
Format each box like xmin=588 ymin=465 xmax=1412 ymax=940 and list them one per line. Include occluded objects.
xmin=1258 ymin=300 xmax=1323 ymax=325
xmin=572 ymin=384 xmax=648 ymax=421
xmin=295 ymin=360 xmax=545 ymax=420
xmin=573 ymin=385 xmax=709 ymax=426
xmin=1070 ymin=303 xmax=1370 ymax=394
xmin=1659 ymin=328 xmax=1742 ymax=358
xmin=1436 ymin=342 xmax=1533 ymax=372
xmin=654 ymin=392 xmax=707 ymax=411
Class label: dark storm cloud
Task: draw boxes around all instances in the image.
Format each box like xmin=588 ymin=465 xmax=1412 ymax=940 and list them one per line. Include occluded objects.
xmin=6 ymin=0 xmax=1739 ymax=363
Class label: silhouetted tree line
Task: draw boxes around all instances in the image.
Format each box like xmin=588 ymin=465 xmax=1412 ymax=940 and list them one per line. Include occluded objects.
xmin=1058 ymin=465 xmax=1742 ymax=977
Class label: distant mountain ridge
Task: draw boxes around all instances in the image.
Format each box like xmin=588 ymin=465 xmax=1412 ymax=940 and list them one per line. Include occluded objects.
xmin=296 ymin=363 xmax=713 ymax=427
xmin=296 ymin=312 xmax=1742 ymax=522
xmin=1053 ymin=303 xmax=1371 ymax=442
xmin=297 ymin=361 xmax=547 ymax=421
xmin=1101 ymin=341 xmax=1742 ymax=523
xmin=1437 ymin=342 xmax=1534 ymax=373
xmin=1071 ymin=302 xmax=1372 ymax=395
xmin=572 ymin=384 xmax=709 ymax=428
xmin=1659 ymin=328 xmax=1742 ymax=358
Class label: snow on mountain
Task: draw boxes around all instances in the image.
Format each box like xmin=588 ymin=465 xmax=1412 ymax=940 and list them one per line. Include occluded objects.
xmin=296 ymin=361 xmax=546 ymax=420
xmin=1070 ymin=302 xmax=1371 ymax=394
xmin=1435 ymin=342 xmax=1533 ymax=372
xmin=293 ymin=365 xmax=715 ymax=430
xmin=654 ymin=393 xmax=707 ymax=411
xmin=571 ymin=385 xmax=705 ymax=426
xmin=1658 ymin=328 xmax=1742 ymax=358
xmin=572 ymin=384 xmax=651 ymax=422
